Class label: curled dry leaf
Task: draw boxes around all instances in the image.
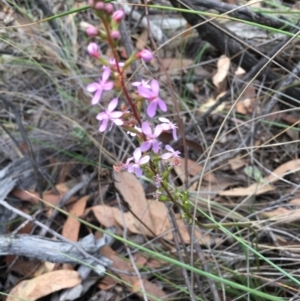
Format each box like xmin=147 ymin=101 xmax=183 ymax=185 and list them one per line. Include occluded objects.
xmin=62 ymin=195 xmax=89 ymax=242
xmin=100 ymin=245 xmax=168 ymax=301
xmin=262 ymin=198 xmax=300 ymax=224
xmin=177 ymin=158 xmax=217 ymax=183
xmin=212 ymin=55 xmax=230 ymax=90
xmin=88 ymin=172 xmax=217 ymax=246
xmin=219 ymin=159 xmax=300 ymax=197
xmin=7 ymin=270 xmax=81 ymax=301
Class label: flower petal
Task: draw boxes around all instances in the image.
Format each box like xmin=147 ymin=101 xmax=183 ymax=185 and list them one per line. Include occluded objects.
xmin=87 ymin=82 xmax=100 ymax=92
xmin=134 ymin=166 xmax=142 ymax=177
xmin=110 ymin=111 xmax=123 ymax=118
xmin=140 ymin=141 xmax=151 ymax=152
xmin=165 ymin=145 xmax=173 ymax=152
xmin=102 ymin=66 xmax=111 ymax=82
xmin=133 ymin=148 xmax=142 ymax=161
xmin=154 ymin=125 xmax=162 ymax=137
xmin=172 ymin=128 xmax=178 ymax=140
xmin=147 ymin=101 xmax=157 ymax=118
xmin=138 ymin=86 xmax=154 ymax=99
xmin=96 ymin=112 xmax=107 ymax=120
xmin=151 ymin=79 xmax=159 ymax=95
xmin=103 ymin=82 xmax=114 ymax=91
xmin=112 ymin=118 xmax=123 ymax=126
xmin=152 ymin=141 xmax=161 ymax=153
xmin=107 ymin=98 xmax=118 ymax=112
xmin=157 ymin=99 xmax=167 ymax=112
xmin=158 ymin=117 xmax=169 ymax=123
xmin=99 ymin=119 xmax=109 ymax=132
xmin=91 ymin=89 xmax=102 ymax=105
xmin=141 ymin=122 xmax=152 ymax=136
xmin=127 ymin=163 xmax=134 ymax=173
xmin=138 ymin=155 xmax=150 ymax=165
xmin=161 ymin=153 xmax=173 ymax=160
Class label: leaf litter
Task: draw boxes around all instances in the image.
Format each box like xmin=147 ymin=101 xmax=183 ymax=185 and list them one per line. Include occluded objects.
xmin=2 ymin=0 xmax=300 ymax=300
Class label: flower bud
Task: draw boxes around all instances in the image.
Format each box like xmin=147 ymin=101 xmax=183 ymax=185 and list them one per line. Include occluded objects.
xmin=104 ymin=3 xmax=114 ymax=14
xmin=136 ymin=49 xmax=153 ymax=62
xmin=94 ymin=1 xmax=105 ymax=10
xmin=110 ymin=30 xmax=120 ymax=40
xmin=86 ymin=26 xmax=98 ymax=37
xmin=87 ymin=42 xmax=100 ymax=58
xmin=159 ymin=195 xmax=169 ymax=202
xmin=112 ymin=10 xmax=125 ymax=23
xmin=88 ymin=0 xmax=94 ymax=7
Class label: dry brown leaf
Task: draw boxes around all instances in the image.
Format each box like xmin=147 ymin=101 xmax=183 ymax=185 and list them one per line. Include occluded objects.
xmin=262 ymin=207 xmax=300 ymax=223
xmin=236 ymin=98 xmax=256 ymax=115
xmin=235 ymin=84 xmax=256 ymax=114
xmin=228 ymin=157 xmax=246 ymax=170
xmin=33 ymin=262 xmax=56 ymax=277
xmin=136 ymin=30 xmax=148 ymax=50
xmin=219 ymin=181 xmax=274 ymax=196
xmin=161 ymin=58 xmax=193 ymax=74
xmin=290 ymin=199 xmax=300 ymax=206
xmin=88 ymin=205 xmax=122 ymax=232
xmin=212 ymin=55 xmax=230 ymax=90
xmin=114 ymin=172 xmax=154 ymax=233
xmin=179 ymin=159 xmax=217 ymax=182
xmin=261 ymin=198 xmax=300 ymax=224
xmin=91 ymin=172 xmax=216 ymax=245
xmin=198 ymin=93 xmax=226 ymax=113
xmin=7 ymin=270 xmax=81 ymax=301
xmin=62 ymin=195 xmax=89 ymax=242
xmin=220 ymin=159 xmax=300 ymax=196
xmin=100 ymin=245 xmax=168 ymax=301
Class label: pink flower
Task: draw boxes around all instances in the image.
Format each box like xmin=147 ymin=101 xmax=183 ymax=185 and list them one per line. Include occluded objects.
xmin=109 ymin=58 xmax=125 ymax=71
xmin=132 ymin=79 xmax=151 ymax=89
xmin=86 ymin=26 xmax=98 ymax=37
xmin=158 ymin=117 xmax=178 ymax=140
xmin=96 ymin=98 xmax=124 ymax=132
xmin=138 ymin=79 xmax=167 ymax=117
xmin=87 ymin=42 xmax=100 ymax=58
xmin=112 ymin=10 xmax=125 ymax=23
xmin=87 ymin=66 xmax=114 ymax=105
xmin=161 ymin=145 xmax=181 ymax=160
xmin=140 ymin=122 xmax=162 ymax=153
xmin=136 ymin=50 xmax=153 ymax=62
xmin=104 ymin=3 xmax=114 ymax=14
xmin=94 ymin=2 xmax=105 ymax=10
xmin=127 ymin=148 xmax=150 ymax=177
xmin=110 ymin=30 xmax=120 ymax=40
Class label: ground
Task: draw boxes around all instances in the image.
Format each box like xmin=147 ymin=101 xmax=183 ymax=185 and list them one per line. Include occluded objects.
xmin=0 ymin=1 xmax=300 ymax=301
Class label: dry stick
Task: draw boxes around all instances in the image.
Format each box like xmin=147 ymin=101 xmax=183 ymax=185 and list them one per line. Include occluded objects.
xmin=0 ymin=198 xmax=111 ymax=269
xmin=263 ymin=61 xmax=300 ymax=116
xmin=190 ymin=0 xmax=298 ymax=32
xmin=0 ymin=96 xmax=56 ymax=198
